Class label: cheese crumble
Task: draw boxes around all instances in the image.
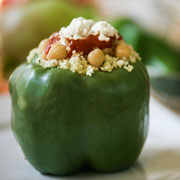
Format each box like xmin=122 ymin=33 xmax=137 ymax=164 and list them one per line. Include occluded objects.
xmin=59 ymin=17 xmax=119 ymax=46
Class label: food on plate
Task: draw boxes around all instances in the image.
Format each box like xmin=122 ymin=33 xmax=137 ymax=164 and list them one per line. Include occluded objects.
xmin=9 ymin=17 xmax=150 ymax=176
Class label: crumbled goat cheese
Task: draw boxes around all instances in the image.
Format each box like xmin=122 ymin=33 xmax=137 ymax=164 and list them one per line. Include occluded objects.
xmin=60 ymin=17 xmax=94 ymax=40
xmin=59 ymin=17 xmax=119 ymax=46
xmin=91 ymin=21 xmax=119 ymax=41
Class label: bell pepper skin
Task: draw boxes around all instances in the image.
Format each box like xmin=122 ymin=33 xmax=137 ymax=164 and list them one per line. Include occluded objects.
xmin=9 ymin=61 xmax=149 ymax=175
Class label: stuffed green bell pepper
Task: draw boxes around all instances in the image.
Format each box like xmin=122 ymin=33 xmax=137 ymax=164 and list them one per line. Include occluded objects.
xmin=9 ymin=17 xmax=150 ymax=176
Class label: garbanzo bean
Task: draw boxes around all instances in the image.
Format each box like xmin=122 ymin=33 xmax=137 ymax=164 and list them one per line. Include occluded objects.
xmin=47 ymin=43 xmax=67 ymax=60
xmin=39 ymin=39 xmax=49 ymax=53
xmin=87 ymin=49 xmax=104 ymax=68
xmin=115 ymin=43 xmax=131 ymax=58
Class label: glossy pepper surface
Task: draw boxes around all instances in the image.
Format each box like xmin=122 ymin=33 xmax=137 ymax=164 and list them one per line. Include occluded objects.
xmin=9 ymin=60 xmax=149 ymax=175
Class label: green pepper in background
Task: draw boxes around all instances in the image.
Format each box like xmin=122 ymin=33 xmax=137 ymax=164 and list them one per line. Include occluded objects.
xmin=1 ymin=0 xmax=98 ymax=79
xmin=112 ymin=18 xmax=180 ymax=73
xmin=137 ymin=33 xmax=180 ymax=74
xmin=112 ymin=18 xmax=180 ymax=110
xmin=137 ymin=32 xmax=180 ymax=111
xmin=9 ymin=57 xmax=149 ymax=175
xmin=112 ymin=18 xmax=142 ymax=50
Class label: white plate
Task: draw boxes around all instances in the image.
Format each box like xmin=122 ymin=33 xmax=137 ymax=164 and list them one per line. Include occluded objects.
xmin=0 ymin=95 xmax=180 ymax=180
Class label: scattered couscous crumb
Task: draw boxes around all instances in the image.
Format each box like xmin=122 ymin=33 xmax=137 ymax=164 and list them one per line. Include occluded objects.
xmin=27 ymin=47 xmax=140 ymax=76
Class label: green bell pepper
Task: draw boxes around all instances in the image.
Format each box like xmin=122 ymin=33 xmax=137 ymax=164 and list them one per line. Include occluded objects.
xmin=9 ymin=60 xmax=149 ymax=175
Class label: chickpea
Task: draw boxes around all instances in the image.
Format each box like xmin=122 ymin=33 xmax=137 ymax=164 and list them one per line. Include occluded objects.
xmin=115 ymin=43 xmax=131 ymax=58
xmin=47 ymin=43 xmax=67 ymax=60
xmin=87 ymin=49 xmax=104 ymax=68
xmin=38 ymin=39 xmax=49 ymax=53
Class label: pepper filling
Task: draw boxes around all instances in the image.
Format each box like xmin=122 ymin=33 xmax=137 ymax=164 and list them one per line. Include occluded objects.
xmin=27 ymin=17 xmax=141 ymax=76
xmin=45 ymin=33 xmax=122 ymax=57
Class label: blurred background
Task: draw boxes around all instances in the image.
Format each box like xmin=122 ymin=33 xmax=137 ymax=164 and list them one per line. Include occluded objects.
xmin=0 ymin=1 xmax=180 ymax=179
xmin=0 ymin=0 xmax=180 ymax=110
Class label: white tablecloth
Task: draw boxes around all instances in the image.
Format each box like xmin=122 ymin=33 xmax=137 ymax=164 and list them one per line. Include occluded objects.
xmin=0 ymin=95 xmax=180 ymax=180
